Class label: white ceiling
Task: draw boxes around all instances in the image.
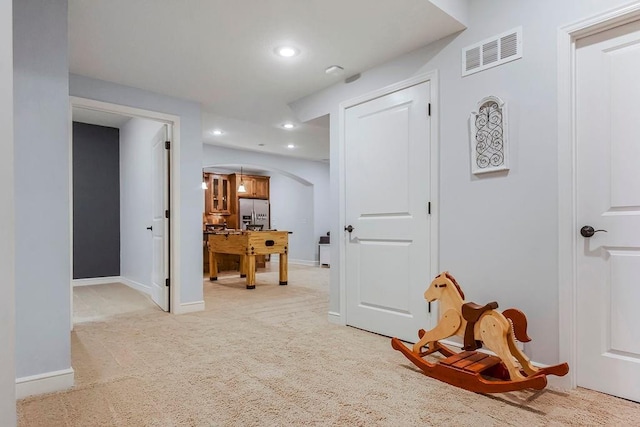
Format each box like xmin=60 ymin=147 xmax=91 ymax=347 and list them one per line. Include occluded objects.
xmin=68 ymin=1 xmax=465 ymax=161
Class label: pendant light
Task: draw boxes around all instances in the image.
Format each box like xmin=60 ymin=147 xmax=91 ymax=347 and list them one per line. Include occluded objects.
xmin=238 ymin=167 xmax=247 ymax=193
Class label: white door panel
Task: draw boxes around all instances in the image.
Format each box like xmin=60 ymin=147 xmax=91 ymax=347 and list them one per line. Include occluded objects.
xmin=358 ymin=240 xmax=411 ymax=314
xmin=608 ymin=251 xmax=640 ymax=355
xmin=151 ymin=125 xmax=169 ymax=311
xmin=576 ymin=19 xmax=640 ymax=402
xmin=345 ymin=81 xmax=432 ymax=342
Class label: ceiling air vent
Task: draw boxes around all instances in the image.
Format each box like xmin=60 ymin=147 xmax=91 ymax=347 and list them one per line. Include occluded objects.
xmin=462 ymin=27 xmax=522 ymax=77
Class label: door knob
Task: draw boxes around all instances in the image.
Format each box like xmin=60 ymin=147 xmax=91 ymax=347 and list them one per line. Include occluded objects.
xmin=580 ymin=225 xmax=607 ymax=238
xmin=344 ymin=225 xmax=354 ymax=233
xmin=146 ymin=226 xmax=153 ymax=231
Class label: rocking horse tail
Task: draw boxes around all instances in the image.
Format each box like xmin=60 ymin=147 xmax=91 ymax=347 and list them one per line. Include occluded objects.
xmin=502 ymin=308 xmax=532 ymax=343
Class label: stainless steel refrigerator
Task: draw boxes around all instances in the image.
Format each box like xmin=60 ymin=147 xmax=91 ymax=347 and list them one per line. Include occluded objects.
xmin=239 ymin=198 xmax=270 ymax=230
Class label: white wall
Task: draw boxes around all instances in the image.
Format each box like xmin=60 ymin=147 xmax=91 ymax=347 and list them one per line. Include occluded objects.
xmin=270 ymin=174 xmax=316 ymax=264
xmin=14 ymin=0 xmax=71 ymax=382
xmin=430 ymin=0 xmax=469 ymax=26
xmin=1 ymin=0 xmax=15 ymax=423
xmin=202 ymin=145 xmax=330 ymax=263
xmin=291 ymin=0 xmax=631 ymax=365
xmin=69 ymin=75 xmax=203 ymax=307
xmin=120 ymin=118 xmax=163 ymax=290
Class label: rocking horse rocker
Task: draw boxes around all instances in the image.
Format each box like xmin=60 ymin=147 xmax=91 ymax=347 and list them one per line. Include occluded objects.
xmin=391 ymin=272 xmax=569 ymax=393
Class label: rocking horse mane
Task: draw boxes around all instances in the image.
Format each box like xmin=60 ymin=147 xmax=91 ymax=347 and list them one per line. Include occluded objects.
xmin=444 ymin=272 xmax=465 ymax=300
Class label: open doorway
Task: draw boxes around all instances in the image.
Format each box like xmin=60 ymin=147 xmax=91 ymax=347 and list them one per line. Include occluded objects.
xmin=70 ymin=98 xmax=178 ymax=326
xmin=201 ymin=164 xmax=319 ymax=283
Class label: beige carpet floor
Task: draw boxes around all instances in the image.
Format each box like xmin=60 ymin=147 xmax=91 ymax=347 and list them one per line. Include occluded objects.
xmin=18 ymin=266 xmax=640 ymax=426
xmin=73 ymin=282 xmax=162 ymax=324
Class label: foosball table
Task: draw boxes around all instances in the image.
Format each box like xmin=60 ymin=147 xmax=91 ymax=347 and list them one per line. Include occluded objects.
xmin=207 ymin=230 xmax=289 ymax=289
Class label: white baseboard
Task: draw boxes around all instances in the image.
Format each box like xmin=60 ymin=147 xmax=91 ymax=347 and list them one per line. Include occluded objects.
xmin=16 ymin=368 xmax=74 ymax=399
xmin=270 ymin=258 xmax=319 ymax=267
xmin=120 ymin=277 xmax=151 ymax=295
xmin=72 ymin=276 xmax=122 ymax=287
xmin=547 ymin=375 xmax=571 ymax=391
xmin=175 ymin=300 xmax=205 ymax=314
xmin=328 ymin=311 xmax=342 ymax=324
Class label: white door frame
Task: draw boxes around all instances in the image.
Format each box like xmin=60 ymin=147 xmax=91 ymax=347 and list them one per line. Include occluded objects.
xmin=69 ymin=96 xmax=181 ymax=320
xmin=337 ymin=70 xmax=440 ymax=323
xmin=558 ymin=2 xmax=640 ymax=390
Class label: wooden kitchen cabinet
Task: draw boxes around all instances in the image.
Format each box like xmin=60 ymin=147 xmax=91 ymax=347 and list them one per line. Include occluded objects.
xmin=204 ymin=173 xmax=211 ymax=213
xmin=238 ymin=175 xmax=269 ymax=199
xmin=204 ymin=173 xmax=231 ymax=214
xmin=252 ymin=176 xmax=269 ymax=199
xmin=211 ymin=174 xmax=230 ymax=213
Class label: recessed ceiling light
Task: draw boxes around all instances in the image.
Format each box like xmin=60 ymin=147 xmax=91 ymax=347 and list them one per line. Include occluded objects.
xmin=282 ymin=123 xmax=295 ymax=129
xmin=212 ymin=129 xmax=223 ymax=136
xmin=287 ymin=144 xmax=295 ymax=149
xmin=258 ymin=143 xmax=265 ymax=146
xmin=275 ymin=46 xmax=299 ymax=57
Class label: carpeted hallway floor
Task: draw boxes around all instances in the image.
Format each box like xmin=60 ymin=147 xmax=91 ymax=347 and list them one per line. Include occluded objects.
xmin=18 ymin=265 xmax=640 ymax=426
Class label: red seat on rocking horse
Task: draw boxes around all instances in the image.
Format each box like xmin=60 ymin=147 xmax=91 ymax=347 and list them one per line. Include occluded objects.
xmin=391 ymin=272 xmax=569 ymax=393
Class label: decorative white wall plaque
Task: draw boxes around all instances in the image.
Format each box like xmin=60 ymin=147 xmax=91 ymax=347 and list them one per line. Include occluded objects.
xmin=470 ymin=96 xmax=509 ymax=174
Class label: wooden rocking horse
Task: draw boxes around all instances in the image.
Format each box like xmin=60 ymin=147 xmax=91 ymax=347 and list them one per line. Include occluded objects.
xmin=391 ymin=272 xmax=569 ymax=393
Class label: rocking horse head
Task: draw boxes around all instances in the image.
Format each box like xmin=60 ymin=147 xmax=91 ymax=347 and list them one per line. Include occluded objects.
xmin=424 ymin=272 xmax=465 ymax=302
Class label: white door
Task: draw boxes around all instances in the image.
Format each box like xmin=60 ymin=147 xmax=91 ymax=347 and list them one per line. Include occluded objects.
xmin=345 ymin=81 xmax=433 ymax=342
xmin=150 ymin=124 xmax=169 ymax=311
xmin=576 ymin=19 xmax=640 ymax=402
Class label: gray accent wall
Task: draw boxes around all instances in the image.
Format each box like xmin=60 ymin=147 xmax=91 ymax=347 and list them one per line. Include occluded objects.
xmin=73 ymin=122 xmax=120 ymax=279
xmin=1 ymin=0 xmax=15 ymax=423
xmin=14 ymin=0 xmax=71 ymax=378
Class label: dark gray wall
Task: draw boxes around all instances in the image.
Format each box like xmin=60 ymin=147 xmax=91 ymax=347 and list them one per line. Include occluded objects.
xmin=73 ymin=122 xmax=120 ymax=279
